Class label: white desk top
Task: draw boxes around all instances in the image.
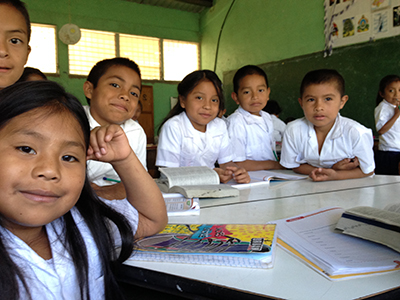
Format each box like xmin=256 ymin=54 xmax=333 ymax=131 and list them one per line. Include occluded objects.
xmin=125 ymin=175 xmax=400 ymax=299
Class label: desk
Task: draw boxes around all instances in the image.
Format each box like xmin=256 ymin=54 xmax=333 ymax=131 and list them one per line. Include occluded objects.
xmin=122 ymin=175 xmax=400 ymax=299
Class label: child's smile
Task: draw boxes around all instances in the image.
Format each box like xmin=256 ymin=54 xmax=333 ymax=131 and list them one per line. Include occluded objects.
xmin=0 ymin=108 xmax=86 ymax=235
xmin=0 ymin=4 xmax=31 ymax=89
xmin=180 ymin=80 xmax=220 ymax=132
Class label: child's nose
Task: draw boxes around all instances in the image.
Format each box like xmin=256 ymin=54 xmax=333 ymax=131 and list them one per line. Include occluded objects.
xmin=32 ymin=156 xmax=61 ymax=181
xmin=203 ymin=99 xmax=211 ymax=109
xmin=119 ymin=88 xmax=130 ymax=101
xmin=0 ymin=40 xmax=9 ymax=58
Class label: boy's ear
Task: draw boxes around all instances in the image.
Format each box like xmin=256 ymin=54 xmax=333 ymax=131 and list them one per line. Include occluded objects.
xmin=298 ymin=97 xmax=303 ymax=108
xmin=340 ymin=95 xmax=349 ymax=109
xmin=178 ymin=95 xmax=186 ymax=108
xmin=83 ymin=81 xmax=94 ymax=99
xmin=231 ymin=92 xmax=240 ymax=105
xmin=25 ymin=45 xmax=31 ymax=64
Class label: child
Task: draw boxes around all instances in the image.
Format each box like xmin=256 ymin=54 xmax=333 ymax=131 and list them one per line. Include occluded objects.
xmin=156 ymin=70 xmax=250 ymax=184
xmin=132 ymin=99 xmax=143 ymax=122
xmin=83 ymin=57 xmax=147 ymax=200
xmin=374 ymin=75 xmax=400 ymax=175
xmin=280 ymin=69 xmax=375 ymax=181
xmin=0 ymin=0 xmax=31 ymax=90
xmin=227 ymin=65 xmax=282 ymax=171
xmin=263 ymin=99 xmax=287 ymax=142
xmin=0 ymin=80 xmax=167 ymax=300
xmin=17 ymin=66 xmax=47 ymax=82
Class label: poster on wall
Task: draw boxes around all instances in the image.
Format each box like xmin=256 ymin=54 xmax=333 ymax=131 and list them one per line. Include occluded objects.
xmin=324 ymin=0 xmax=400 ymax=55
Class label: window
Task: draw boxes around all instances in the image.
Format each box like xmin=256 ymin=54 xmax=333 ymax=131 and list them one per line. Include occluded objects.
xmin=68 ymin=29 xmax=199 ymax=81
xmin=119 ymin=34 xmax=160 ymax=80
xmin=163 ymin=40 xmax=199 ymax=81
xmin=68 ymin=29 xmax=116 ymax=75
xmin=26 ymin=23 xmax=57 ymax=74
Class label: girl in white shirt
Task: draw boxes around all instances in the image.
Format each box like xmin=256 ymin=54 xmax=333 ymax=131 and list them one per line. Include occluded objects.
xmin=374 ymin=75 xmax=400 ymax=175
xmin=156 ymin=70 xmax=250 ymax=184
xmin=0 ymin=81 xmax=167 ymax=300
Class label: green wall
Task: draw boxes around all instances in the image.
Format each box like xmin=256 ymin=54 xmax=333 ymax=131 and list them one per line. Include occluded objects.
xmin=24 ymin=0 xmax=200 ymax=134
xmin=200 ymin=0 xmax=395 ymax=134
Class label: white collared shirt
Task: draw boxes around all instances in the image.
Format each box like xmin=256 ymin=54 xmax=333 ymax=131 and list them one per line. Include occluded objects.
xmin=280 ymin=114 xmax=375 ymax=174
xmin=83 ymin=106 xmax=147 ymax=186
xmin=227 ymin=106 xmax=276 ymax=162
xmin=156 ymin=112 xmax=233 ymax=168
xmin=270 ymin=114 xmax=287 ymax=142
xmin=375 ymin=99 xmax=400 ymax=151
xmin=2 ymin=199 xmax=138 ymax=300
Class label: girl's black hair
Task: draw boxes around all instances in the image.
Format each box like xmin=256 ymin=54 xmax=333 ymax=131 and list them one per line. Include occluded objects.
xmin=376 ymin=75 xmax=400 ymax=106
xmin=17 ymin=67 xmax=47 ymax=82
xmin=157 ymin=70 xmax=224 ymax=134
xmin=0 ymin=0 xmax=31 ymax=42
xmin=0 ymin=81 xmax=134 ymax=300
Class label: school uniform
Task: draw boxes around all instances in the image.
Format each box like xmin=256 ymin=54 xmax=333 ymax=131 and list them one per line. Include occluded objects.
xmin=83 ymin=106 xmax=147 ymax=186
xmin=227 ymin=106 xmax=276 ymax=162
xmin=2 ymin=199 xmax=138 ymax=300
xmin=156 ymin=111 xmax=233 ymax=168
xmin=270 ymin=114 xmax=287 ymax=142
xmin=280 ymin=114 xmax=375 ymax=174
xmin=374 ymin=100 xmax=400 ymax=174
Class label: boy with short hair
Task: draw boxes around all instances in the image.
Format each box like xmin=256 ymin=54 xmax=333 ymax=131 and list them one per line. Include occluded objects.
xmin=83 ymin=57 xmax=147 ymax=199
xmin=0 ymin=0 xmax=31 ymax=89
xmin=280 ymin=69 xmax=375 ymax=181
xmin=227 ymin=65 xmax=282 ymax=171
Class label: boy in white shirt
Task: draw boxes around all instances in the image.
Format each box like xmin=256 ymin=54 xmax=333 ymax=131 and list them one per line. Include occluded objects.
xmin=227 ymin=65 xmax=282 ymax=171
xmin=83 ymin=57 xmax=147 ymax=199
xmin=280 ymin=69 xmax=375 ymax=181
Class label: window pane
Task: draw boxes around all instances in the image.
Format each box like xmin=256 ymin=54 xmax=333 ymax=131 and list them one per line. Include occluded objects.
xmin=69 ymin=29 xmax=116 ymax=75
xmin=26 ymin=23 xmax=57 ymax=74
xmin=163 ymin=40 xmax=199 ymax=81
xmin=120 ymin=34 xmax=160 ymax=80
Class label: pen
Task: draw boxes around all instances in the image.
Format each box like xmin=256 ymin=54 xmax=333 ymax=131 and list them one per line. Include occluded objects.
xmin=273 ymin=150 xmax=279 ymax=161
xmin=103 ymin=177 xmax=121 ymax=183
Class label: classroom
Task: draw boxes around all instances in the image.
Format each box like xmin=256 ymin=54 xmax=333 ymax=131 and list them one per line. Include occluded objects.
xmin=4 ymin=0 xmax=400 ymax=299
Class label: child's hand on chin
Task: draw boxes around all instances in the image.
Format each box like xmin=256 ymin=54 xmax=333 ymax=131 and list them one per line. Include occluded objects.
xmin=87 ymin=125 xmax=132 ymax=163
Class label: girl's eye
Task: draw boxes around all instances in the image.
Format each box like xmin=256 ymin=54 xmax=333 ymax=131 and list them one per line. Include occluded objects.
xmin=212 ymin=98 xmax=219 ymax=103
xmin=62 ymin=155 xmax=78 ymax=162
xmin=17 ymin=146 xmax=36 ymax=154
xmin=110 ymin=83 xmax=120 ymax=88
xmin=130 ymin=91 xmax=139 ymax=97
xmin=10 ymin=38 xmax=22 ymax=45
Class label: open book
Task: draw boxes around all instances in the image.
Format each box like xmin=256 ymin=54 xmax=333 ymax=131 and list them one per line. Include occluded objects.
xmin=132 ymin=223 xmax=277 ymax=269
xmin=227 ymin=170 xmax=309 ymax=189
xmin=156 ymin=166 xmax=239 ymax=198
xmin=274 ymin=207 xmax=400 ymax=280
xmin=336 ymin=204 xmax=400 ymax=253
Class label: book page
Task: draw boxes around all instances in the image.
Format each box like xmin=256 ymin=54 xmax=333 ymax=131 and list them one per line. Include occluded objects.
xmin=248 ymin=170 xmax=309 ymax=181
xmin=275 ymin=207 xmax=400 ymax=276
xmin=384 ymin=203 xmax=400 ymax=213
xmin=159 ymin=166 xmax=220 ymax=188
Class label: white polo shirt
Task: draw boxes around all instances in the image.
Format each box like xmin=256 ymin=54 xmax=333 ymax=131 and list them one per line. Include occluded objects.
xmin=83 ymin=106 xmax=147 ymax=186
xmin=280 ymin=114 xmax=375 ymax=174
xmin=270 ymin=114 xmax=287 ymax=142
xmin=375 ymin=99 xmax=400 ymax=151
xmin=156 ymin=112 xmax=233 ymax=168
xmin=227 ymin=106 xmax=276 ymax=162
xmin=3 ymin=199 xmax=138 ymax=300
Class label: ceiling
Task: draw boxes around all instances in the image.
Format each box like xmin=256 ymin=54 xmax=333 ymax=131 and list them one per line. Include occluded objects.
xmin=123 ymin=0 xmax=214 ymax=13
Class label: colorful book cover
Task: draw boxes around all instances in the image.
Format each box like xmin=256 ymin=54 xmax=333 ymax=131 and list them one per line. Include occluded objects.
xmin=133 ymin=224 xmax=277 ymax=268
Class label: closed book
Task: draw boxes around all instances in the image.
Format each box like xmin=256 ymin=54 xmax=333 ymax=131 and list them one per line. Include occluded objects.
xmin=132 ymin=224 xmax=277 ymax=269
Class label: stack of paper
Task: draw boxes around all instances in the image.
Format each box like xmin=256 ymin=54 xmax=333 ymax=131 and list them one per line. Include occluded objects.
xmin=274 ymin=207 xmax=400 ymax=280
